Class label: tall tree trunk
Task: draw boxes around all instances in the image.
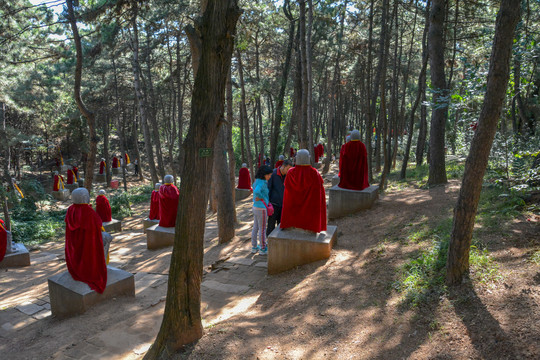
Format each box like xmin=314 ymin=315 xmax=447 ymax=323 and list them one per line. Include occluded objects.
xmin=130 ymin=6 xmax=159 ymax=184
xmin=427 ymin=0 xmax=448 ymax=185
xmin=103 ymin=115 xmax=111 ymax=186
xmin=213 ymin=122 xmax=235 ymax=243
xmin=446 ymin=0 xmax=520 ymax=284
xmin=112 ymin=56 xmax=128 ymax=191
xmin=226 ymin=69 xmax=237 ymax=222
xmin=237 ymin=51 xmax=254 ymax=176
xmin=66 ymin=0 xmax=97 ymax=193
xmin=144 ymin=1 xmax=241 ymax=357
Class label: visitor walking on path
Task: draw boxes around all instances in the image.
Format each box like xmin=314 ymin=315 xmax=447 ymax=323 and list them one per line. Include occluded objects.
xmin=251 ymin=165 xmax=273 ymax=255
xmin=266 ymin=160 xmax=293 ymax=236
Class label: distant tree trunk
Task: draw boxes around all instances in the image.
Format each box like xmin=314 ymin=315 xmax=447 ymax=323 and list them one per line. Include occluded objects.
xmin=237 ymin=51 xmax=254 ymax=176
xmin=1 ymin=102 xmax=14 ymax=231
xmin=226 ymin=69 xmax=237 ymax=222
xmin=103 ymin=115 xmax=111 ymax=186
xmin=130 ymin=6 xmax=159 ymax=184
xmin=112 ymin=56 xmax=128 ymax=191
xmin=427 ymin=0 xmax=448 ymax=185
xmin=365 ymin=0 xmax=375 ymax=180
xmin=446 ymin=0 xmax=520 ymax=285
xmin=213 ymin=122 xmax=235 ymax=243
xmin=66 ymin=0 xmax=97 ymax=193
xmin=143 ymin=1 xmax=241 ymax=357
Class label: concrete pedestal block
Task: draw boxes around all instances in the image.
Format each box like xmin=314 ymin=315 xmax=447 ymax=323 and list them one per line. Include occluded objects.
xmin=102 ymin=219 xmax=122 ymax=233
xmin=332 ymin=175 xmax=340 ymax=186
xmin=235 ymin=188 xmax=252 ymax=201
xmin=0 ymin=243 xmax=31 ymax=268
xmin=78 ymin=178 xmax=85 ymax=187
xmin=143 ymin=218 xmax=159 ymax=233
xmin=267 ymin=225 xmax=338 ymax=275
xmin=146 ymin=224 xmax=175 ymax=250
xmin=48 ymin=266 xmax=135 ymax=318
xmin=94 ymin=173 xmax=106 ymax=183
xmin=52 ymin=189 xmax=70 ymax=202
xmin=65 ymin=183 xmax=79 ymax=192
xmin=328 ymin=185 xmax=379 ymax=219
xmin=112 ymin=168 xmax=120 ymax=175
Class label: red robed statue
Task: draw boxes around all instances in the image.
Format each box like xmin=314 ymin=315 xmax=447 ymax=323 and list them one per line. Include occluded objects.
xmin=67 ymin=168 xmax=77 ymax=185
xmin=274 ymin=155 xmax=285 ymax=169
xmin=65 ymin=188 xmax=107 ymax=293
xmin=159 ymin=175 xmax=180 ymax=228
xmin=0 ymin=219 xmax=7 ymax=262
xmin=53 ymin=172 xmax=64 ymax=191
xmin=338 ymin=130 xmax=369 ymax=191
xmin=280 ymin=149 xmax=327 ymax=233
xmin=99 ymin=159 xmax=106 ymax=174
xmin=338 ymin=135 xmax=351 ymax=177
xmin=237 ymin=164 xmax=252 ymax=190
xmin=313 ymin=146 xmax=320 ymax=163
xmin=149 ymin=183 xmax=161 ymax=220
xmin=112 ymin=156 xmax=119 ymax=169
xmin=72 ymin=166 xmax=78 ymax=178
xmin=95 ymin=190 xmax=112 ymax=223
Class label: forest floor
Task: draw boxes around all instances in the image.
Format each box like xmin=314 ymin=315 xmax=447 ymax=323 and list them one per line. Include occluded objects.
xmin=0 ymin=161 xmax=539 ymax=360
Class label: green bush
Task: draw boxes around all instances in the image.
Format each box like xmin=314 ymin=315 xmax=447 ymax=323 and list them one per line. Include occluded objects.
xmin=110 ymin=191 xmax=133 ymax=219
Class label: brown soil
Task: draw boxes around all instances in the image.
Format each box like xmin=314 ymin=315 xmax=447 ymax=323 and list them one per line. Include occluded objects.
xmin=1 ymin=164 xmax=539 ymax=360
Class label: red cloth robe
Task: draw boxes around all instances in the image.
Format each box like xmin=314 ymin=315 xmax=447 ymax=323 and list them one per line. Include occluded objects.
xmin=95 ymin=195 xmax=112 ymax=223
xmin=73 ymin=166 xmax=78 ymax=178
xmin=67 ymin=169 xmax=76 ymax=184
xmin=99 ymin=161 xmax=106 ymax=174
xmin=338 ymin=140 xmax=370 ymax=191
xmin=280 ymin=165 xmax=327 ymax=233
xmin=65 ymin=204 xmax=107 ymax=293
xmin=338 ymin=143 xmax=346 ymax=177
xmin=314 ymin=146 xmax=320 ymax=163
xmin=112 ymin=157 xmax=119 ymax=168
xmin=149 ymin=190 xmax=160 ymax=220
xmin=158 ymin=184 xmax=180 ymax=227
xmin=317 ymin=144 xmax=324 ymax=159
xmin=53 ymin=175 xmax=65 ymax=191
xmin=289 ymin=147 xmax=295 ymax=157
xmin=237 ymin=168 xmax=252 ymax=190
xmin=275 ymin=160 xmax=284 ymax=169
xmin=124 ymin=153 xmax=130 ymax=164
xmin=0 ymin=219 xmax=7 ymax=262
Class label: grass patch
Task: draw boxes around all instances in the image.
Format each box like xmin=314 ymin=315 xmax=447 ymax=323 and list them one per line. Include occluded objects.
xmin=530 ymin=250 xmax=540 ymax=266
xmin=10 ymin=201 xmax=66 ymax=246
xmin=109 ymin=184 xmax=152 ymax=219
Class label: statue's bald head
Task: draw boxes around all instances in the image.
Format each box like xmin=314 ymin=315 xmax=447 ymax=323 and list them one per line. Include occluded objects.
xmin=154 ymin=182 xmax=162 ymax=191
xmin=98 ymin=189 xmax=106 ymax=196
xmin=72 ymin=188 xmax=90 ymax=204
xmin=242 ymin=163 xmax=247 ymax=168
xmin=164 ymin=175 xmax=174 ymax=184
xmin=279 ymin=155 xmax=285 ymax=161
xmin=346 ymin=135 xmax=351 ymax=143
xmin=351 ymin=130 xmax=360 ymax=140
xmin=296 ymin=149 xmax=310 ymax=165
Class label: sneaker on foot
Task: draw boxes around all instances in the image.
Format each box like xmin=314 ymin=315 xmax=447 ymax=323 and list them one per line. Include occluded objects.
xmin=251 ymin=246 xmax=260 ymax=254
xmin=259 ymin=247 xmax=268 ymax=255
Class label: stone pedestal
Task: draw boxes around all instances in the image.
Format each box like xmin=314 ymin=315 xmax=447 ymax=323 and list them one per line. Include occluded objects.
xmin=0 ymin=243 xmax=31 ymax=268
xmin=65 ymin=183 xmax=79 ymax=192
xmin=146 ymin=224 xmax=175 ymax=250
xmin=328 ymin=185 xmax=379 ymax=219
xmin=126 ymin=163 xmax=134 ymax=171
xmin=78 ymin=178 xmax=85 ymax=187
xmin=235 ymin=188 xmax=252 ymax=201
xmin=143 ymin=218 xmax=159 ymax=233
xmin=102 ymin=219 xmax=122 ymax=233
xmin=267 ymin=225 xmax=338 ymax=275
xmin=332 ymin=175 xmax=340 ymax=186
xmin=112 ymin=168 xmax=120 ymax=175
xmin=48 ymin=266 xmax=135 ymax=318
xmin=94 ymin=173 xmax=106 ymax=183
xmin=52 ymin=189 xmax=70 ymax=202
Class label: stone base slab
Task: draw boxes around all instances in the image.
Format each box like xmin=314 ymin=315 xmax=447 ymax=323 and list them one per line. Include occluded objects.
xmin=94 ymin=174 xmax=106 ymax=183
xmin=52 ymin=189 xmax=70 ymax=202
xmin=0 ymin=243 xmax=31 ymax=268
xmin=146 ymin=224 xmax=175 ymax=250
xmin=235 ymin=188 xmax=252 ymax=201
xmin=48 ymin=266 xmax=135 ymax=318
xmin=65 ymin=183 xmax=79 ymax=192
xmin=102 ymin=219 xmax=122 ymax=233
xmin=267 ymin=225 xmax=338 ymax=275
xmin=112 ymin=168 xmax=120 ymax=175
xmin=143 ymin=218 xmax=159 ymax=233
xmin=332 ymin=175 xmax=340 ymax=186
xmin=328 ymin=185 xmax=379 ymax=219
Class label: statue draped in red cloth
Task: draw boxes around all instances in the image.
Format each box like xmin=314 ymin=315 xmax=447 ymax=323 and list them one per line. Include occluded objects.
xmin=65 ymin=188 xmax=107 ymax=293
xmin=99 ymin=158 xmax=106 ymax=174
xmin=313 ymin=146 xmax=320 ymax=163
xmin=149 ymin=183 xmax=161 ymax=220
xmin=95 ymin=190 xmax=112 ymax=223
xmin=159 ymin=175 xmax=179 ymax=227
xmin=112 ymin=156 xmax=119 ymax=169
xmin=338 ymin=130 xmax=369 ymax=191
xmin=72 ymin=165 xmax=78 ymax=178
xmin=316 ymin=143 xmax=324 ymax=160
xmin=338 ymin=135 xmax=351 ymax=177
xmin=0 ymin=219 xmax=7 ymax=262
xmin=280 ymin=149 xmax=327 ymax=233
xmin=67 ymin=168 xmax=77 ymax=185
xmin=274 ymin=155 xmax=285 ymax=169
xmin=53 ymin=172 xmax=65 ymax=191
xmin=237 ymin=163 xmax=252 ymax=190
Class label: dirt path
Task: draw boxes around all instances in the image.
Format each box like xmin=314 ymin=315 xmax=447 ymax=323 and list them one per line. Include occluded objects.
xmin=1 ymin=164 xmax=538 ymax=360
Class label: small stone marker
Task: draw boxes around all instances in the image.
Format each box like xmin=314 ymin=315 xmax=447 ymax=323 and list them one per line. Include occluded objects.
xmin=48 ymin=266 xmax=135 ymax=318
xmin=0 ymin=243 xmax=31 ymax=268
xmin=94 ymin=173 xmax=106 ymax=183
xmin=267 ymin=225 xmax=338 ymax=275
xmin=235 ymin=188 xmax=251 ymax=201
xmin=102 ymin=219 xmax=122 ymax=233
xmin=52 ymin=189 xmax=70 ymax=202
xmin=327 ymin=185 xmax=379 ymax=219
xmin=146 ymin=224 xmax=175 ymax=250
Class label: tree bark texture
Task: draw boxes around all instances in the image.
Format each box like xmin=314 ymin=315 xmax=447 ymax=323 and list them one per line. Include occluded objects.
xmin=446 ymin=0 xmax=520 ymax=285
xmin=143 ymin=1 xmax=241 ymax=357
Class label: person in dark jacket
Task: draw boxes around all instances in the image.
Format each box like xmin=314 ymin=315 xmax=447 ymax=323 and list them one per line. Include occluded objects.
xmin=266 ymin=160 xmax=293 ymax=236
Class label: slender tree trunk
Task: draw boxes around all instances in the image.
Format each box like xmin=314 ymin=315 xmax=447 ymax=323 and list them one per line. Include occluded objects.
xmin=213 ymin=122 xmax=235 ymax=243
xmin=237 ymin=51 xmax=254 ymax=176
xmin=447 ymin=0 xmax=520 ymax=284
xmin=427 ymin=0 xmax=448 ymax=185
xmin=226 ymin=69 xmax=237 ymax=222
xmin=144 ymin=1 xmax=241 ymax=357
xmin=112 ymin=56 xmax=128 ymax=191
